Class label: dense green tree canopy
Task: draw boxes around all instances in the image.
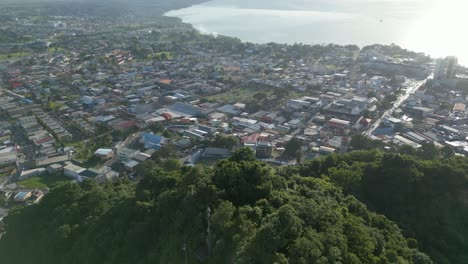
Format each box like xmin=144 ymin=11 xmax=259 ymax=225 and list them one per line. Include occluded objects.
xmin=211 ymin=134 xmax=240 ymax=150
xmin=0 ymin=149 xmax=438 ymax=264
xmin=283 ymin=137 xmax=303 ymax=158
xmin=290 ymin=150 xmax=468 ymax=264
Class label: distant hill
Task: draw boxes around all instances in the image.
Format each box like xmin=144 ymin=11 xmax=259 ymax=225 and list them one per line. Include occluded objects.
xmin=0 ymin=0 xmax=209 ymax=17
xmin=0 ymin=148 xmax=433 ymax=264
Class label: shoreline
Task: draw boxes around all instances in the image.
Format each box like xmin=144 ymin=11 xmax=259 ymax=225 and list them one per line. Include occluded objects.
xmin=164 ymin=1 xmax=465 ymax=66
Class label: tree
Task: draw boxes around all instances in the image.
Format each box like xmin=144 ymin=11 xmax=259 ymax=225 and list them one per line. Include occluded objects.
xmin=362 ymin=109 xmax=372 ymax=118
xmin=212 ymin=134 xmax=239 ymax=150
xmin=253 ymin=92 xmax=267 ymax=101
xmin=148 ymin=123 xmax=164 ymax=134
xmin=441 ymin=145 xmax=455 ymax=159
xmin=295 ymin=150 xmax=303 ymax=164
xmin=245 ymin=102 xmax=262 ymax=113
xmin=418 ymin=143 xmax=441 ymax=160
xmin=284 ymin=137 xmax=303 ymax=158
xmin=162 ymin=130 xmax=173 ymax=138
xmin=412 ymin=252 xmax=433 ymax=264
xmin=0 ymin=151 xmax=438 ymax=264
xmin=162 ymin=158 xmax=182 ymax=171
xmin=349 ymin=134 xmax=381 ymax=151
xmin=213 ymin=159 xmax=271 ymax=205
xmin=367 ymin=91 xmax=377 ymax=98
xmin=229 ymin=147 xmax=256 ymax=162
xmin=160 ymin=52 xmax=168 ymax=60
xmin=399 ymin=145 xmax=418 ymax=156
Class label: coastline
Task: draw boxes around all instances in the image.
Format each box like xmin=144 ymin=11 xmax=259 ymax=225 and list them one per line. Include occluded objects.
xmin=164 ymin=1 xmax=466 ymax=66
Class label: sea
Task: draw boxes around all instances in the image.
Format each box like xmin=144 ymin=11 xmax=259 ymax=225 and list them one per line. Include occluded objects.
xmin=166 ymin=0 xmax=468 ymax=66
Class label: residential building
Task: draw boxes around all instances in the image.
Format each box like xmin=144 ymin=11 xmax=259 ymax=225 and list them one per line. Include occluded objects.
xmin=64 ymin=163 xmax=86 ymax=178
xmin=118 ymin=148 xmax=140 ymax=162
xmin=140 ymin=133 xmax=165 ymax=150
xmin=256 ymin=141 xmax=274 ymax=158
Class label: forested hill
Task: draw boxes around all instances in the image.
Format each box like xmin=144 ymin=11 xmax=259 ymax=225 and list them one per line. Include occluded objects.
xmin=289 ymin=150 xmax=468 ymax=264
xmin=1 ymin=148 xmax=467 ymax=264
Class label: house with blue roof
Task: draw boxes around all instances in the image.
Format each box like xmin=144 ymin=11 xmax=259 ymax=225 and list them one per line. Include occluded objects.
xmin=141 ymin=133 xmax=166 ymax=150
xmin=14 ymin=191 xmax=32 ymax=202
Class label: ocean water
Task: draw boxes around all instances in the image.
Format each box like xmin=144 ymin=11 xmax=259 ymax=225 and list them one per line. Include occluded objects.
xmin=166 ymin=0 xmax=468 ymax=66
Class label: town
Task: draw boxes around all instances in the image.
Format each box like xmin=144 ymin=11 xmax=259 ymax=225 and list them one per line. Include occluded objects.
xmin=1 ymin=1 xmax=468 ymax=213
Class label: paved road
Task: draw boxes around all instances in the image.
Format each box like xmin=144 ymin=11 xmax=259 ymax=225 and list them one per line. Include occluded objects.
xmin=364 ymin=77 xmax=430 ymax=137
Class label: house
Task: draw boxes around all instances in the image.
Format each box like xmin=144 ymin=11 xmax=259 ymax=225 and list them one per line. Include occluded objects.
xmin=204 ymin=148 xmax=232 ymax=159
xmin=256 ymin=141 xmax=274 ymax=158
xmin=319 ymin=146 xmax=336 ymax=155
xmin=64 ymin=163 xmax=86 ymax=178
xmin=0 ymin=147 xmax=17 ymax=168
xmin=140 ymin=133 xmax=165 ymax=150
xmin=274 ymin=125 xmax=291 ymax=134
xmin=408 ymin=106 xmax=435 ymax=118
xmin=169 ymin=102 xmax=202 ymax=117
xmin=186 ymin=150 xmax=203 ymax=165
xmin=114 ymin=120 xmax=137 ymax=132
xmin=234 ymin=103 xmax=246 ymax=110
xmin=453 ymin=103 xmax=466 ymax=112
xmin=285 ymin=119 xmax=302 ymax=129
xmin=14 ymin=191 xmax=32 ymax=202
xmin=133 ymin=152 xmax=152 ymax=162
xmin=96 ymin=170 xmax=119 ymax=183
xmin=47 ymin=164 xmax=63 ymax=174
xmin=198 ymin=124 xmax=217 ymax=134
xmin=80 ymin=166 xmax=115 ymax=180
xmin=78 ymin=169 xmax=100 ymax=178
xmin=393 ymin=134 xmax=421 ymax=148
xmin=35 ymin=154 xmax=70 ymax=167
xmin=184 ymin=130 xmax=207 ymax=140
xmin=94 ymin=148 xmax=114 ymax=160
xmin=326 ymin=118 xmax=350 ymax=129
xmin=232 ymin=117 xmax=258 ymax=128
xmin=19 ymin=168 xmax=47 ymax=180
xmin=209 ymin=112 xmax=226 ymax=122
xmin=287 ymin=99 xmax=311 ymax=110
xmin=261 ymin=112 xmax=278 ymax=123
xmin=123 ymin=160 xmax=139 ymax=171
xmin=118 ymin=148 xmax=140 ymax=162
xmin=31 ymin=190 xmax=44 ymax=203
xmin=217 ymin=104 xmax=241 ymax=116
xmin=402 ymin=132 xmax=430 ymax=144
xmin=175 ymin=138 xmax=192 ymax=149
xmin=243 ymin=133 xmax=260 ymax=144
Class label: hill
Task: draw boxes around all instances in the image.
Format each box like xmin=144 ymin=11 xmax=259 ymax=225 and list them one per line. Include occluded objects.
xmin=0 ymin=149 xmax=432 ymax=264
xmin=289 ymin=150 xmax=468 ymax=264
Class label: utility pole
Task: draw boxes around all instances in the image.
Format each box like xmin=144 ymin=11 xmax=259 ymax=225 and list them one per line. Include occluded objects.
xmin=206 ymin=206 xmax=211 ymax=258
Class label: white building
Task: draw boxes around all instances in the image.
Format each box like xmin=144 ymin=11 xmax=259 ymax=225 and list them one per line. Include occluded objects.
xmin=0 ymin=147 xmax=17 ymax=168
xmin=231 ymin=117 xmax=258 ymax=128
xmin=19 ymin=168 xmax=46 ymax=180
xmin=64 ymin=164 xmax=86 ymax=178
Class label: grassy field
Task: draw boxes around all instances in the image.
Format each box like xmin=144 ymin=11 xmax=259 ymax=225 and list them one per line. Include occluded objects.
xmin=147 ymin=52 xmax=173 ymax=61
xmin=18 ymin=174 xmax=70 ymax=189
xmin=207 ymin=86 xmax=304 ymax=110
xmin=48 ymin=47 xmax=67 ymax=53
xmin=0 ymin=171 xmax=11 ymax=178
xmin=0 ymin=52 xmax=31 ymax=60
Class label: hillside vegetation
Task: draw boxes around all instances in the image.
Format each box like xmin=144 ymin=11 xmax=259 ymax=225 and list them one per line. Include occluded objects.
xmin=288 ymin=150 xmax=468 ymax=264
xmin=0 ymin=149 xmax=439 ymax=264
